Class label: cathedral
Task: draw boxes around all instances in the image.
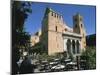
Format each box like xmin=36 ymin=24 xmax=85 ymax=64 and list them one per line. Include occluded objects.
xmin=31 ymin=7 xmax=86 ymax=56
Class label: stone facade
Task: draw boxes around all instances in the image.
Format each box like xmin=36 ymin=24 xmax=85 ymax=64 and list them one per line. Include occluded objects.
xmin=31 ymin=29 xmax=42 ymax=46
xmin=31 ymin=8 xmax=86 ymax=56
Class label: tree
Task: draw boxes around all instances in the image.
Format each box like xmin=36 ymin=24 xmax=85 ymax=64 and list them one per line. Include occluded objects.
xmin=81 ymin=46 xmax=96 ymax=69
xmin=12 ymin=1 xmax=32 ymax=74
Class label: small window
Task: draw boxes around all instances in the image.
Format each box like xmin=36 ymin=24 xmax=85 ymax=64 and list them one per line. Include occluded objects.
xmin=74 ymin=18 xmax=77 ymax=22
xmin=80 ymin=18 xmax=82 ymax=21
xmin=56 ymin=26 xmax=57 ymax=31
xmin=65 ymin=28 xmax=67 ymax=31
xmin=52 ymin=12 xmax=53 ymax=16
xmin=81 ymin=24 xmax=82 ymax=28
xmin=75 ymin=24 xmax=77 ymax=28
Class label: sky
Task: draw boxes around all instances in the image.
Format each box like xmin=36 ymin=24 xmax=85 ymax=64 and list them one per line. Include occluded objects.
xmin=24 ymin=2 xmax=96 ymax=36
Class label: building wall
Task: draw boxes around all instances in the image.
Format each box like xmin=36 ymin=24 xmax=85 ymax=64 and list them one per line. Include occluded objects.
xmin=31 ymin=35 xmax=39 ymax=46
xmin=31 ymin=8 xmax=86 ymax=56
xmin=47 ymin=9 xmax=64 ymax=55
xmin=31 ymin=30 xmax=42 ymax=46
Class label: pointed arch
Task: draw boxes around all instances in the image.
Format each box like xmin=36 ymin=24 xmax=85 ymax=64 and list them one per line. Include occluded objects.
xmin=67 ymin=39 xmax=71 ymax=54
xmin=76 ymin=40 xmax=80 ymax=53
xmin=72 ymin=40 xmax=75 ymax=54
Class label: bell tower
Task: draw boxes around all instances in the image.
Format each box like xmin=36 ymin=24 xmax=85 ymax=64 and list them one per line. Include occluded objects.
xmin=73 ymin=13 xmax=86 ymax=50
xmin=41 ymin=7 xmax=64 ymax=55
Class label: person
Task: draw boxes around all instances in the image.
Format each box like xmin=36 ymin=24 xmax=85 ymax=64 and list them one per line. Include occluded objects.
xmin=19 ymin=56 xmax=34 ymax=74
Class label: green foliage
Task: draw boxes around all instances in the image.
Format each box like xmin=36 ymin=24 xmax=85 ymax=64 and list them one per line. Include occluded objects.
xmin=12 ymin=1 xmax=32 ymax=59
xmin=30 ymin=42 xmax=47 ymax=54
xmin=39 ymin=52 xmax=68 ymax=62
xmin=38 ymin=53 xmax=49 ymax=61
xmin=38 ymin=53 xmax=59 ymax=62
xmin=12 ymin=1 xmax=32 ymax=74
xmin=81 ymin=46 xmax=96 ymax=69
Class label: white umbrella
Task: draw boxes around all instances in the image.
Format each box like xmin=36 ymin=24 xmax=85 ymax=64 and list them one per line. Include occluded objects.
xmin=60 ymin=65 xmax=65 ymax=69
xmin=54 ymin=59 xmax=59 ymax=61
xmin=49 ymin=62 xmax=55 ymax=65
xmin=51 ymin=66 xmax=56 ymax=69
xmin=67 ymin=62 xmax=76 ymax=65
xmin=51 ymin=64 xmax=65 ymax=69
xmin=64 ymin=59 xmax=71 ymax=62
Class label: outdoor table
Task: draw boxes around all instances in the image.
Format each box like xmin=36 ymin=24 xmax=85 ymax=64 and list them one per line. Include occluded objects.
xmin=51 ymin=64 xmax=65 ymax=71
xmin=64 ymin=59 xmax=71 ymax=62
xmin=66 ymin=62 xmax=77 ymax=70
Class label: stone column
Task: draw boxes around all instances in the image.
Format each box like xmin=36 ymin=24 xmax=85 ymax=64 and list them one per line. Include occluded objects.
xmin=75 ymin=40 xmax=77 ymax=54
xmin=70 ymin=40 xmax=73 ymax=55
xmin=63 ymin=39 xmax=67 ymax=52
xmin=79 ymin=41 xmax=81 ymax=53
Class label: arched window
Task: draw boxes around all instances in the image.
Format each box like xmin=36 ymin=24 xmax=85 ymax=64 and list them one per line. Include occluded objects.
xmin=72 ymin=40 xmax=75 ymax=54
xmin=81 ymin=24 xmax=82 ymax=28
xmin=52 ymin=12 xmax=53 ymax=16
xmin=56 ymin=26 xmax=57 ymax=31
xmin=67 ymin=39 xmax=71 ymax=54
xmin=65 ymin=28 xmax=67 ymax=31
xmin=80 ymin=17 xmax=82 ymax=21
xmin=76 ymin=40 xmax=80 ymax=54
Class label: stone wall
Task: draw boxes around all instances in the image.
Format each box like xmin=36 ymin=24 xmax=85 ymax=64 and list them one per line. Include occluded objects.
xmin=31 ymin=8 xmax=86 ymax=55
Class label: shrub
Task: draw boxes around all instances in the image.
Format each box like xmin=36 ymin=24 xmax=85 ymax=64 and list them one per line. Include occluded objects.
xmin=81 ymin=46 xmax=96 ymax=69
